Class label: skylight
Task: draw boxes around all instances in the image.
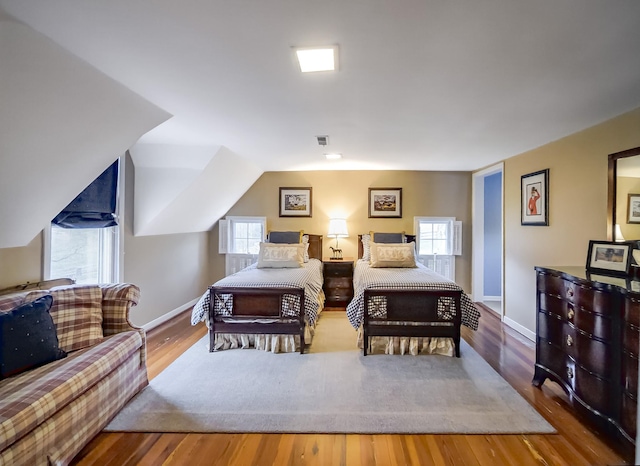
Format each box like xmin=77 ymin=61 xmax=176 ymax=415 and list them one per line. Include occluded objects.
xmin=295 ymin=46 xmax=338 ymax=73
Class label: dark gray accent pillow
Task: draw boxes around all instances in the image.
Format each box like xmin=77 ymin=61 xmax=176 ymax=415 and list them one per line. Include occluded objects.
xmin=0 ymin=295 xmax=67 ymax=379
xmin=268 ymin=231 xmax=302 ymax=243
xmin=372 ymin=232 xmax=405 ymax=243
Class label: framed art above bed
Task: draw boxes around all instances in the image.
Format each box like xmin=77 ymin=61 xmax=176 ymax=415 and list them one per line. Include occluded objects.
xmin=279 ymin=187 xmax=312 ymax=217
xmin=368 ymin=188 xmax=402 ymax=218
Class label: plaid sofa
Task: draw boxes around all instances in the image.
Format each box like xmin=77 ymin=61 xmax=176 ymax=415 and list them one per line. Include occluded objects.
xmin=0 ymin=284 xmax=148 ymax=466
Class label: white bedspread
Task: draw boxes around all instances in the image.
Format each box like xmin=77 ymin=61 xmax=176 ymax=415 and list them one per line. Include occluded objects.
xmin=346 ymin=259 xmax=480 ymax=330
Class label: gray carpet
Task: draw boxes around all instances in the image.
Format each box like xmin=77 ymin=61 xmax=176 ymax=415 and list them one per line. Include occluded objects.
xmin=106 ymin=313 xmax=555 ymax=434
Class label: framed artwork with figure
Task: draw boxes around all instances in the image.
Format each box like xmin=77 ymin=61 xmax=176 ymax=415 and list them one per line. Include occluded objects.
xmin=521 ymin=169 xmax=549 ymax=226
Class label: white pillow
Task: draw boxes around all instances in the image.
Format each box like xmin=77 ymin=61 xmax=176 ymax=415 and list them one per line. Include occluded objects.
xmin=369 ymin=242 xmax=417 ymax=268
xmin=256 ymin=242 xmax=304 ymax=268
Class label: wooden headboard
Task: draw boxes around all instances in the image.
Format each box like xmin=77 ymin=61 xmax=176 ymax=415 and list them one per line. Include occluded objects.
xmin=357 ymin=234 xmax=416 ymax=259
xmin=307 ymin=234 xmax=323 ymax=260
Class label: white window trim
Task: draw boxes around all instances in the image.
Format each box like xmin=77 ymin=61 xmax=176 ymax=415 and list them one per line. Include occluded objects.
xmin=413 ymin=216 xmax=457 ymax=281
xmin=221 ymin=216 xmax=266 ymax=276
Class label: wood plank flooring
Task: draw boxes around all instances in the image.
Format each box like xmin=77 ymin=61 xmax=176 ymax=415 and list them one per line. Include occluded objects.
xmin=71 ymin=305 xmax=632 ymax=465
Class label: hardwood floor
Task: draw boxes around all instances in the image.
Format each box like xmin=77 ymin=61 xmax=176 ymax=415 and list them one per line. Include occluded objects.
xmin=72 ymin=305 xmax=632 ymax=465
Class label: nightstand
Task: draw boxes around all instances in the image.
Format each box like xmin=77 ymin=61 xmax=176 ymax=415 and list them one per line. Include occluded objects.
xmin=322 ymin=259 xmax=354 ymax=308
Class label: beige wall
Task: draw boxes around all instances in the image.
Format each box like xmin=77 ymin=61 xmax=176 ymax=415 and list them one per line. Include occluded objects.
xmin=504 ymin=107 xmax=640 ymax=333
xmin=0 ymin=234 xmax=42 ymax=287
xmin=211 ymin=170 xmax=473 ymax=291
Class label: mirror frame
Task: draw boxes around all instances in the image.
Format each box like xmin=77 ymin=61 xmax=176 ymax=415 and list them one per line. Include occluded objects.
xmin=608 ymin=146 xmax=640 ymax=241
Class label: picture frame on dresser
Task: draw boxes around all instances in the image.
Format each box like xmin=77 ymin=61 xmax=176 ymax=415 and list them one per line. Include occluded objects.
xmin=586 ymin=240 xmax=634 ymax=276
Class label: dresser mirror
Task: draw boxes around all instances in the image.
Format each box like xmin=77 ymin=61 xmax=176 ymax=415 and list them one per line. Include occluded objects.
xmin=608 ymin=146 xmax=640 ymax=241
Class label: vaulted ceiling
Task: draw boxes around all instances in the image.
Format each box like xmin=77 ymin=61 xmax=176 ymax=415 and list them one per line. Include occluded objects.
xmin=2 ymin=1 xmax=640 ymax=247
xmin=3 ymin=0 xmax=640 ymax=172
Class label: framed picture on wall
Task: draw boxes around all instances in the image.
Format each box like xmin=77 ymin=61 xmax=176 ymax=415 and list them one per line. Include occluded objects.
xmin=521 ymin=169 xmax=549 ymax=226
xmin=586 ymin=240 xmax=634 ymax=276
xmin=627 ymin=193 xmax=640 ymax=224
xmin=368 ymin=188 xmax=402 ymax=218
xmin=279 ymin=187 xmax=312 ymax=217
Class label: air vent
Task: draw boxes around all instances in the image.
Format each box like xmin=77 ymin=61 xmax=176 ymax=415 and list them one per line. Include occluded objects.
xmin=316 ymin=135 xmax=329 ymax=146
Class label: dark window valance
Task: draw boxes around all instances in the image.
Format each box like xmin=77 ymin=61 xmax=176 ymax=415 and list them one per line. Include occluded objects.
xmin=52 ymin=160 xmax=118 ymax=229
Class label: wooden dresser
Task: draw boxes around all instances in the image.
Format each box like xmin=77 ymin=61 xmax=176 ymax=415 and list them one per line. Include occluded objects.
xmin=322 ymin=259 xmax=354 ymax=308
xmin=534 ymin=266 xmax=639 ymax=452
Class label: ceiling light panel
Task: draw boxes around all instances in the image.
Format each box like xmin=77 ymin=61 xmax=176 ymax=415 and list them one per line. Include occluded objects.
xmin=295 ymin=46 xmax=338 ymax=73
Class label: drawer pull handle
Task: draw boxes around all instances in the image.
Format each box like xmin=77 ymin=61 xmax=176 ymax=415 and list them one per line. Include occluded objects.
xmin=566 ymin=335 xmax=573 ymax=347
xmin=566 ymin=288 xmax=574 ymax=298
xmin=567 ymin=367 xmax=574 ymax=379
xmin=567 ymin=309 xmax=575 ymax=320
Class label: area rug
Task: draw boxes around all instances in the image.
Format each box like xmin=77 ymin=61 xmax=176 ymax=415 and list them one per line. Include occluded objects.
xmin=105 ymin=313 xmax=555 ymax=434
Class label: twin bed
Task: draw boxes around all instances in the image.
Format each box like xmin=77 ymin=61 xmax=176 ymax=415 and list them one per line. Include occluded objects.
xmin=192 ymin=230 xmax=480 ymax=356
xmin=191 ymin=233 xmax=324 ymax=354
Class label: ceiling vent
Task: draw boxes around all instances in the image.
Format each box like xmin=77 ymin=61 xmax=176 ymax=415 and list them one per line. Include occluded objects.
xmin=316 ymin=135 xmax=329 ymax=146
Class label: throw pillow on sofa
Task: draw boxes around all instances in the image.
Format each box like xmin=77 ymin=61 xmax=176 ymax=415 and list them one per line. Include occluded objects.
xmin=0 ymin=295 xmax=67 ymax=379
xmin=26 ymin=285 xmax=104 ymax=352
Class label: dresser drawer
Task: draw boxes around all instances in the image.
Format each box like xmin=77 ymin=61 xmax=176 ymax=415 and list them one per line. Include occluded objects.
xmin=325 ymin=289 xmax=352 ymax=302
xmin=623 ymin=322 xmax=640 ymax=357
xmin=539 ymin=294 xmax=611 ymax=339
xmin=537 ymin=273 xmax=613 ymax=316
xmin=574 ymin=363 xmax=612 ymax=416
xmin=622 ymin=352 xmax=638 ymax=395
xmin=624 ymin=296 xmax=640 ymax=327
xmin=324 ymin=263 xmax=353 ymax=277
xmin=537 ymin=340 xmax=611 ymax=415
xmin=621 ymin=392 xmax=637 ymax=440
xmin=538 ymin=312 xmax=611 ymax=378
xmin=324 ymin=277 xmax=352 ymax=290
xmin=571 ymin=284 xmax=613 ymax=317
xmin=537 ymin=273 xmax=568 ymax=298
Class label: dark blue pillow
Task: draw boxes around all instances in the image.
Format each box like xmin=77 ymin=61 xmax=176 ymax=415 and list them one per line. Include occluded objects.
xmin=372 ymin=232 xmax=405 ymax=243
xmin=268 ymin=231 xmax=302 ymax=243
xmin=0 ymin=295 xmax=66 ymax=379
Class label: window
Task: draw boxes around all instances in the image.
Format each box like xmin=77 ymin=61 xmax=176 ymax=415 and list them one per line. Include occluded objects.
xmin=48 ymin=225 xmax=119 ymax=284
xmin=414 ymin=217 xmax=461 ymax=281
xmin=220 ymin=216 xmax=266 ymax=275
xmin=45 ymin=159 xmax=123 ymax=284
xmin=228 ymin=217 xmax=265 ymax=254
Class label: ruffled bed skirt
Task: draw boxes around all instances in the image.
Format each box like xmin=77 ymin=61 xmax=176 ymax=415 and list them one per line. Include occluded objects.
xmin=356 ymin=327 xmax=454 ymax=356
xmin=210 ymin=324 xmax=314 ymax=353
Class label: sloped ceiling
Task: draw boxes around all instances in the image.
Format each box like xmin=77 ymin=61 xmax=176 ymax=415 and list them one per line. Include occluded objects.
xmin=1 ymin=2 xmax=640 ymax=247
xmin=130 ymin=144 xmax=262 ymax=236
xmin=1 ymin=1 xmax=639 ymax=173
xmin=0 ymin=11 xmax=170 ymax=248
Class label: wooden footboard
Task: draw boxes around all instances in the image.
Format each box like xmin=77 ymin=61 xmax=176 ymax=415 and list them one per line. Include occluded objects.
xmin=208 ymin=286 xmax=306 ymax=354
xmin=363 ymin=289 xmax=463 ymax=357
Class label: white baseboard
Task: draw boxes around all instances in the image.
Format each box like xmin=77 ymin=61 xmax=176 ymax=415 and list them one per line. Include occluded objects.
xmin=483 ymin=295 xmax=502 ymax=302
xmin=503 ymin=316 xmax=535 ymax=342
xmin=142 ymin=297 xmax=199 ymax=332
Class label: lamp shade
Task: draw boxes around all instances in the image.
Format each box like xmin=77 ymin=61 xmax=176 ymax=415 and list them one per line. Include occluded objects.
xmin=615 ymin=224 xmax=625 ymax=242
xmin=328 ymin=218 xmax=348 ymax=238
